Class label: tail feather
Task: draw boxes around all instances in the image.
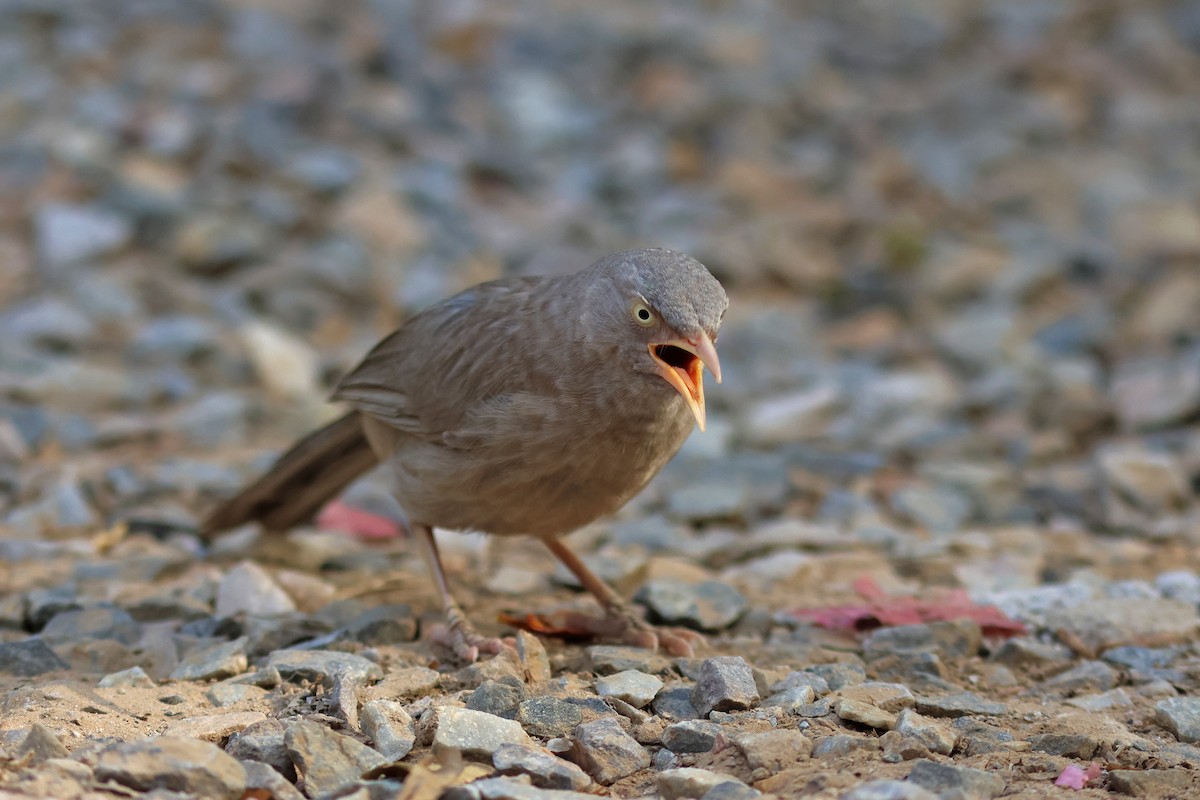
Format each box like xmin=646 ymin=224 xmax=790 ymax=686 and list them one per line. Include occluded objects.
xmin=202 ymin=411 xmax=379 ymax=537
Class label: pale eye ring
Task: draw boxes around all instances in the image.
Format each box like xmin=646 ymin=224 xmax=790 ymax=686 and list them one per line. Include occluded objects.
xmin=632 ymin=302 xmax=655 ymax=326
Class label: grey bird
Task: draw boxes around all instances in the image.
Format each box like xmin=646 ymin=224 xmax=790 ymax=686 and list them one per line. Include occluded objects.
xmin=202 ymin=248 xmax=728 ymax=660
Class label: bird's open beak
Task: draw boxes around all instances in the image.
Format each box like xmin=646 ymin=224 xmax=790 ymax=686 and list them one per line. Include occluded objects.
xmin=647 ymin=331 xmax=721 ymax=431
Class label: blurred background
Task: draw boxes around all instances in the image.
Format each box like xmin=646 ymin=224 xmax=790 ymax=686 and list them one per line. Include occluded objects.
xmin=1 ymin=0 xmax=1198 ymax=565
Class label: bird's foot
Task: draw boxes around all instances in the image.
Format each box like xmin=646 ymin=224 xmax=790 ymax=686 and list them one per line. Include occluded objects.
xmin=530 ymin=602 xmax=705 ymax=656
xmin=430 ymin=609 xmax=510 ymax=663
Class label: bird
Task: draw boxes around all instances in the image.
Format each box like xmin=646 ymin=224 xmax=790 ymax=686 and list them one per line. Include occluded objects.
xmin=202 ymin=248 xmax=728 ymax=661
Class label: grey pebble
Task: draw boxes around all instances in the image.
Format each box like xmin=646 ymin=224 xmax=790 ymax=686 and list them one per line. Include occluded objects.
xmin=1107 ymin=768 xmax=1193 ymax=797
xmin=434 ymin=706 xmax=535 ymax=761
xmin=839 ymin=779 xmax=938 ymax=800
xmin=906 ymin=759 xmax=1005 ymax=799
xmin=206 ymin=683 xmax=266 ymax=707
xmin=444 ymin=775 xmax=597 ymax=800
xmin=1038 ymin=659 xmax=1118 ymax=694
xmin=98 ymin=665 xmax=156 ymax=688
xmin=806 ymin=663 xmax=865 ymax=690
xmin=95 ymin=736 xmax=246 ymax=800
xmin=0 ymin=638 xmax=69 ymax=676
xmin=42 ymin=605 xmax=141 ymax=645
xmin=35 ymin=201 xmax=132 ymax=266
xmin=284 ymin=719 xmax=388 ymax=797
xmin=595 ymin=670 xmax=664 ymax=709
xmin=516 ymin=696 xmax=583 ymax=738
xmin=468 ymin=680 xmax=525 ymax=719
xmin=241 ymin=760 xmax=305 ymax=800
xmin=226 ymin=719 xmax=295 ymax=781
xmin=361 ymin=699 xmax=416 ymax=761
xmin=652 ymin=685 xmax=701 ymax=721
xmin=658 ymin=767 xmax=748 ymax=800
xmin=636 ymin=579 xmax=748 ymax=631
xmin=265 ymin=648 xmax=383 ymax=686
xmin=13 ymin=723 xmax=69 ymax=764
xmin=691 ymin=656 xmax=760 ymax=717
xmin=914 ymin=692 xmax=1006 ymax=717
xmin=170 ymin=637 xmax=249 ymax=682
xmin=492 ymin=742 xmax=593 ymax=791
xmin=662 ymin=720 xmax=723 ymax=754
xmin=586 ymin=645 xmax=671 ymax=675
xmin=570 ymin=717 xmax=649 ymax=785
xmin=1156 ymin=697 xmax=1200 ymax=743
xmin=812 ymin=735 xmax=881 ymax=759
xmin=894 ymin=710 xmax=957 ymax=755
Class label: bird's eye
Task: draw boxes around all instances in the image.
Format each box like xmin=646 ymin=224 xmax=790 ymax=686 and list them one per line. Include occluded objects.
xmin=632 ymin=302 xmax=655 ymax=326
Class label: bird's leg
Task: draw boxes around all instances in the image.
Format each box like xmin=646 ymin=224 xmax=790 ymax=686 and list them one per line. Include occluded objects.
xmin=542 ymin=537 xmax=704 ymax=657
xmin=413 ymin=524 xmax=506 ymax=662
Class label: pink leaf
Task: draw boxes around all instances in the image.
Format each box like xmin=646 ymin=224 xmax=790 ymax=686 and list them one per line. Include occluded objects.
xmin=1054 ymin=763 xmax=1102 ymax=789
xmin=786 ymin=576 xmax=1026 ymax=637
xmin=316 ymin=501 xmax=404 ymax=540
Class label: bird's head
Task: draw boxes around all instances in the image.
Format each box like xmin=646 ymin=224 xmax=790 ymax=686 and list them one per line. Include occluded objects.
xmin=583 ymin=248 xmax=728 ymax=431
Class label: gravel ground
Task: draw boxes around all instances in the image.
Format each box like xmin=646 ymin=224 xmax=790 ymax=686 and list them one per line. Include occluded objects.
xmin=3 ymin=1 xmax=1200 ymax=798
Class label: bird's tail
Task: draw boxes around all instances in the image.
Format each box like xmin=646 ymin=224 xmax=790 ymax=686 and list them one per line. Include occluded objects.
xmin=201 ymin=411 xmax=379 ymax=537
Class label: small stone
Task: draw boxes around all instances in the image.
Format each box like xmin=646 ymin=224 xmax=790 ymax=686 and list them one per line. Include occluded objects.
xmin=434 ymin=707 xmax=536 ymax=761
xmin=806 ymin=663 xmax=865 ymax=690
xmin=906 ymin=759 xmax=1005 ymax=799
xmin=812 ymin=735 xmax=881 ymax=759
xmin=586 ymin=645 xmax=670 ymax=675
xmin=225 ymin=719 xmax=294 ymax=780
xmin=241 ymin=761 xmax=305 ymax=800
xmin=206 ymin=683 xmax=267 ymax=707
xmin=42 ymin=605 xmax=141 ymax=645
xmin=171 ymin=637 xmax=249 ymax=682
xmin=658 ymin=767 xmax=746 ymax=800
xmin=913 ymin=692 xmax=1006 ymax=717
xmin=515 ymin=630 xmax=552 ymax=683
xmin=216 ymin=562 xmax=296 ymax=617
xmin=635 ymin=579 xmax=748 ymax=631
xmin=175 ymin=214 xmax=268 ymax=273
xmin=1157 ymin=697 xmax=1200 ymax=743
xmin=771 ymin=671 xmax=830 ymax=696
xmin=989 ymin=638 xmax=1072 ymax=668
xmin=1044 ymin=599 xmax=1199 ymax=654
xmin=702 ymin=783 xmax=762 ymax=800
xmin=265 ymin=649 xmax=383 ymax=686
xmin=653 ymin=686 xmax=701 ymax=721
xmin=661 ymin=720 xmax=722 ymax=754
xmin=1107 ymin=768 xmax=1193 ymax=796
xmin=371 ymin=666 xmax=440 ymax=697
xmin=692 ymin=657 xmax=759 ymax=716
xmin=0 ymin=638 xmax=69 ymax=676
xmin=894 ymin=710 xmax=957 ymax=755
xmin=444 ymin=775 xmax=594 ymax=800
xmin=862 ymin=620 xmax=981 ymax=661
xmin=1039 ymin=660 xmax=1118 ymax=694
xmin=570 ymin=718 xmax=650 ymax=785
xmin=361 ymin=700 xmax=416 ymax=761
xmin=165 ymin=712 xmax=267 ymax=743
xmin=839 ymin=779 xmax=938 ymax=800
xmin=516 ymin=697 xmax=582 ymax=738
xmin=14 ymin=724 xmax=69 ymax=763
xmin=834 ymin=699 xmax=896 ymax=730
xmin=342 ymin=604 xmax=418 ymax=645
xmin=238 ymin=321 xmax=321 ymax=401
xmin=879 ymin=731 xmax=932 ymax=763
xmin=98 ymin=666 xmax=156 ymax=688
xmin=835 ymin=683 xmax=915 ymax=714
xmin=1027 ymin=733 xmax=1099 ymax=759
xmin=492 ymin=743 xmax=592 ymax=791
xmin=1065 ymin=688 xmax=1136 ymax=711
xmin=732 ymin=729 xmax=812 ymax=773
xmin=94 ymin=736 xmax=246 ymax=800
xmin=596 ymin=670 xmax=664 ymax=709
xmin=36 ymin=202 xmax=132 ymax=266
xmin=468 ymin=681 xmax=524 ymax=719
xmin=762 ymin=685 xmax=816 ymax=713
xmin=951 ymin=719 xmax=1015 ymax=756
xmin=284 ymin=719 xmax=388 ymax=797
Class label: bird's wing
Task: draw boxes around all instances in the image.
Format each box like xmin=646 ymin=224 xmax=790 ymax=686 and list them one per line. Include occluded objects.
xmin=332 ymin=275 xmax=565 ymax=444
